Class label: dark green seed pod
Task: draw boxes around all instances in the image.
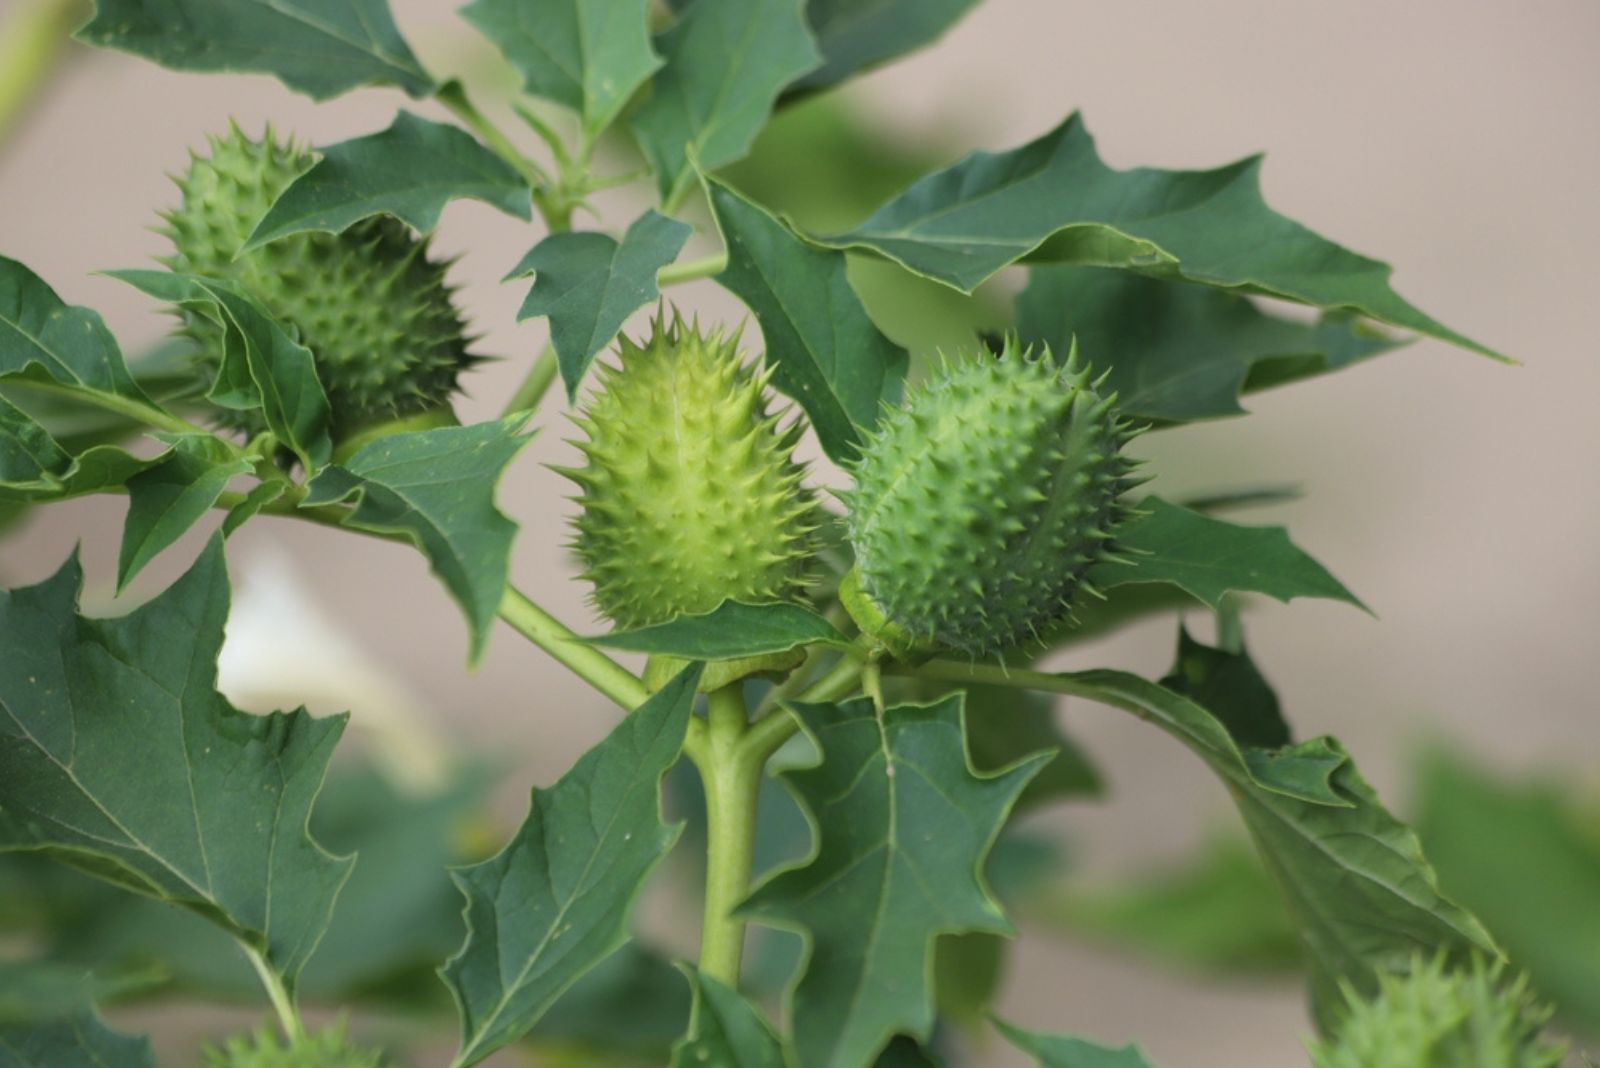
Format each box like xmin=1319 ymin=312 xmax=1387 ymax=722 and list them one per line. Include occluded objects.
xmin=159 ymin=125 xmax=474 ymax=441
xmin=205 ymin=1024 xmax=384 ymax=1068
xmin=559 ymin=313 xmax=820 ymax=687
xmin=1309 ymin=955 xmax=1565 ymax=1068
xmin=842 ymin=338 xmax=1138 ymax=657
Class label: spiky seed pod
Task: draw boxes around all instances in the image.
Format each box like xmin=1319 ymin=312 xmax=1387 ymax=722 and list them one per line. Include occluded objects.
xmin=560 ymin=313 xmax=820 ymax=685
xmin=159 ymin=125 xmax=474 ymax=441
xmin=842 ymin=338 xmax=1139 ymax=657
xmin=204 ymin=1024 xmax=384 ymax=1068
xmin=1309 ymin=954 xmax=1566 ymax=1068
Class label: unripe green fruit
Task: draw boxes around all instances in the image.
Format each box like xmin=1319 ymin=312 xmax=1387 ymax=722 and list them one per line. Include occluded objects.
xmin=561 ymin=314 xmax=819 ymax=661
xmin=1309 ymin=955 xmax=1564 ymax=1068
xmin=160 ymin=126 xmax=474 ymax=440
xmin=205 ymin=1025 xmax=383 ymax=1068
xmin=842 ymin=339 xmax=1137 ymax=656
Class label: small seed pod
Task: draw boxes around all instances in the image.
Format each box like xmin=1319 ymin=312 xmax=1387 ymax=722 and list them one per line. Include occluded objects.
xmin=842 ymin=338 xmax=1139 ymax=657
xmin=159 ymin=125 xmax=474 ymax=442
xmin=205 ymin=1024 xmax=383 ymax=1068
xmin=559 ymin=313 xmax=820 ymax=689
xmin=1309 ymin=954 xmax=1565 ymax=1068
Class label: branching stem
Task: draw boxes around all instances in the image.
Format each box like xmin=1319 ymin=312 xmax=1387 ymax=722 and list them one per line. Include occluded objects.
xmin=242 ymin=944 xmax=305 ymax=1045
xmin=690 ymin=683 xmax=761 ymax=986
xmin=497 ymin=586 xmax=650 ymax=711
xmin=658 ymin=252 xmax=728 ymax=287
xmin=501 ymin=343 xmax=560 ymax=417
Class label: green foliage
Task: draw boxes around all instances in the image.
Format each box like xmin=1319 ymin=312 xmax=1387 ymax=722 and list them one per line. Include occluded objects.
xmin=441 ymin=665 xmax=701 ymax=1068
xmin=591 ymin=600 xmax=849 ymax=659
xmin=670 ymin=969 xmax=789 ymax=1067
xmin=117 ymin=433 xmax=254 ymax=588
xmin=0 ymin=255 xmax=148 ymax=404
xmin=995 ymin=1019 xmax=1160 ymax=1067
xmin=0 ymin=1012 xmax=157 ymax=1067
xmin=790 ymin=0 xmax=982 ymax=95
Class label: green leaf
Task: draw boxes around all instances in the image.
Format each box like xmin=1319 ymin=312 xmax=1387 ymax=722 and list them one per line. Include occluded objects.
xmin=109 ymin=271 xmax=332 ymax=470
xmin=705 ymin=174 xmax=909 ymax=463
xmin=301 ymin=417 xmax=530 ymax=662
xmin=245 ymin=111 xmax=532 ymax=250
xmin=507 ymin=210 xmax=692 ymax=401
xmin=994 ymin=1019 xmax=1160 ymax=1068
xmin=1159 ymin=625 xmax=1289 ymax=749
xmin=532 ymin=943 xmax=691 ymax=1060
xmin=77 ymin=0 xmax=433 ymax=100
xmin=0 ymin=393 xmax=71 ymax=485
xmin=1091 ymin=496 xmax=1364 ymax=612
xmin=819 ymin=115 xmax=1504 ymax=359
xmin=441 ymin=664 xmax=702 ymax=1068
xmin=948 ymin=684 xmax=1101 ymax=813
xmin=670 ymin=969 xmax=788 ymax=1068
xmin=789 ymin=0 xmax=982 ymax=95
xmin=118 ymin=434 xmax=253 ymax=590
xmin=744 ymin=694 xmax=1047 ymax=1067
xmin=1040 ymin=665 xmax=1500 ymax=1032
xmin=631 ymin=0 xmax=821 ymax=206
xmin=0 ymin=960 xmax=162 ymax=1023
xmin=0 ymin=537 xmax=355 ymax=992
xmin=0 ymin=1014 xmax=156 ymax=1068
xmin=462 ymin=0 xmax=661 ymax=137
xmin=1016 ymin=268 xmax=1404 ymax=424
xmin=591 ymin=600 xmax=849 ymax=659
xmin=0 ymin=256 xmax=147 ymax=403
xmin=222 ymin=480 xmax=287 ymax=537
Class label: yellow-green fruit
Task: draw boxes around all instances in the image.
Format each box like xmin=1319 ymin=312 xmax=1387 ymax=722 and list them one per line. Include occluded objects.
xmin=205 ymin=1025 xmax=383 ymax=1068
xmin=1309 ymin=955 xmax=1564 ymax=1068
xmin=160 ymin=126 xmax=474 ymax=440
xmin=561 ymin=315 xmax=818 ymax=634
xmin=843 ymin=339 xmax=1137 ymax=656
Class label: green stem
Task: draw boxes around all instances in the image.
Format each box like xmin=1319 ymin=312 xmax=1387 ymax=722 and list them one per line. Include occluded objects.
xmin=692 ymin=683 xmax=761 ymax=987
xmin=0 ymin=0 xmax=82 ymax=149
xmin=658 ymin=252 xmax=728 ymax=287
xmin=740 ymin=650 xmax=864 ymax=765
xmin=436 ymin=81 xmax=554 ymax=196
xmin=7 ymin=378 xmax=223 ymax=439
xmin=498 ymin=586 xmax=650 ymax=711
xmin=242 ymin=944 xmax=305 ymax=1045
xmin=501 ymin=344 xmax=561 ymax=417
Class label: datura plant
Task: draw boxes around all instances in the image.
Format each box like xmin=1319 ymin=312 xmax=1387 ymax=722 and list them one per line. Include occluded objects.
xmin=0 ymin=1 xmax=1576 ymax=1067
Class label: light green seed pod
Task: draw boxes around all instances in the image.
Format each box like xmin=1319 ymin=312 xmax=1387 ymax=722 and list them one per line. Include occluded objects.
xmin=159 ymin=125 xmax=473 ymax=441
xmin=205 ymin=1025 xmax=383 ymax=1068
xmin=560 ymin=313 xmax=820 ymax=688
xmin=842 ymin=338 xmax=1138 ymax=657
xmin=1309 ymin=955 xmax=1565 ymax=1068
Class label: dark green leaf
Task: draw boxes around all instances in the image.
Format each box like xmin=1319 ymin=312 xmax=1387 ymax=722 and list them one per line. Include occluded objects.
xmin=0 ymin=961 xmax=162 ymax=1023
xmin=245 ymin=111 xmax=532 ymax=250
xmin=1091 ymin=496 xmax=1364 ymax=611
xmin=109 ymin=271 xmax=332 ymax=470
xmin=591 ymin=600 xmax=848 ymax=659
xmin=874 ymin=1035 xmax=944 ymax=1067
xmin=533 ymin=943 xmax=691 ymax=1059
xmin=0 ymin=537 xmax=355 ymax=992
xmin=301 ymin=416 xmax=531 ymax=661
xmin=462 ymin=0 xmax=661 ymax=137
xmin=995 ymin=1019 xmax=1159 ymax=1068
xmin=0 ymin=256 xmax=147 ymax=403
xmin=705 ymin=174 xmax=909 ymax=463
xmin=819 ymin=115 xmax=1503 ymax=359
xmin=0 ymin=1014 xmax=156 ymax=1068
xmin=118 ymin=434 xmax=252 ymax=589
xmin=933 ymin=932 xmax=1003 ymax=1030
xmin=77 ymin=0 xmax=433 ymax=100
xmin=1016 ymin=268 xmax=1404 ymax=424
xmin=789 ymin=0 xmax=982 ymax=95
xmin=441 ymin=665 xmax=702 ymax=1068
xmin=1416 ymin=751 xmax=1600 ymax=1034
xmin=948 ymin=684 xmax=1101 ymax=812
xmin=744 ymin=694 xmax=1047 ymax=1067
xmin=670 ymin=969 xmax=788 ymax=1068
xmin=222 ymin=480 xmax=287 ymax=537
xmin=1159 ymin=625 xmax=1288 ymax=749
xmin=0 ymin=393 xmax=71 ymax=486
xmin=631 ymin=0 xmax=821 ymax=206
xmin=507 ymin=210 xmax=692 ymax=400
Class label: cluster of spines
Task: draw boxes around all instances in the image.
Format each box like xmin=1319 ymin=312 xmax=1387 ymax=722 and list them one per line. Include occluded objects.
xmin=204 ymin=1024 xmax=383 ymax=1068
xmin=157 ymin=124 xmax=476 ymax=438
xmin=1309 ymin=954 xmax=1565 ymax=1068
xmin=843 ymin=338 xmax=1142 ymax=656
xmin=559 ymin=312 xmax=819 ymax=630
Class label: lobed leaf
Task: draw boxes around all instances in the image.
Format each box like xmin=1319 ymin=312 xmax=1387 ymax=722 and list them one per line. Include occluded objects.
xmin=301 ymin=416 xmax=531 ymax=662
xmin=994 ymin=1019 xmax=1160 ymax=1067
xmin=818 ymin=115 xmax=1504 ymax=360
xmin=744 ymin=694 xmax=1047 ymax=1067
xmin=0 ymin=393 xmax=164 ymax=504
xmin=0 ymin=537 xmax=355 ymax=992
xmin=0 ymin=1014 xmax=155 ymax=1067
xmin=1016 ymin=267 xmax=1403 ymax=424
xmin=77 ymin=0 xmax=433 ymax=100
xmin=788 ymin=0 xmax=983 ymax=96
xmin=590 ymin=600 xmax=849 ymax=660
xmin=1090 ymin=496 xmax=1364 ymax=612
xmin=0 ymin=256 xmax=147 ymax=404
xmin=705 ymin=174 xmax=909 ymax=464
xmin=670 ymin=969 xmax=789 ymax=1068
xmin=245 ymin=111 xmax=532 ymax=250
xmin=1159 ymin=624 xmax=1289 ymax=749
xmin=631 ymin=0 xmax=822 ymax=206
xmin=462 ymin=0 xmax=661 ymax=137
xmin=441 ymin=665 xmax=702 ymax=1068
xmin=507 ymin=210 xmax=692 ymax=401
xmin=117 ymin=434 xmax=253 ymax=590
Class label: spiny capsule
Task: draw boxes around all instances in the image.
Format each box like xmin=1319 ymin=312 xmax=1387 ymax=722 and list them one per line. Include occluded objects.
xmin=159 ymin=125 xmax=474 ymax=442
xmin=559 ymin=312 xmax=820 ymax=647
xmin=841 ymin=338 xmax=1140 ymax=657
xmin=204 ymin=1024 xmax=384 ymax=1068
xmin=1309 ymin=955 xmax=1565 ymax=1068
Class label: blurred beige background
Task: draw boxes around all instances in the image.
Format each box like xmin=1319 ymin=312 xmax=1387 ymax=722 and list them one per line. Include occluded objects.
xmin=1 ymin=1 xmax=1596 ymax=1064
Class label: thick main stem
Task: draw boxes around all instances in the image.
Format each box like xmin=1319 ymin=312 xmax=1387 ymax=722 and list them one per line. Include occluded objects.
xmin=694 ymin=684 xmax=761 ymax=987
